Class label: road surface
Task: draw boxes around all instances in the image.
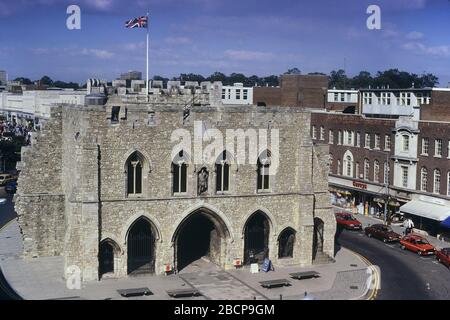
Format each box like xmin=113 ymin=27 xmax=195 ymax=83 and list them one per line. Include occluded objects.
xmin=337 ymin=228 xmax=450 ymax=300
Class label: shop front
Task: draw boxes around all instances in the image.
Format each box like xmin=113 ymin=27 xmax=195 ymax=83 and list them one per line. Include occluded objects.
xmin=329 ymin=175 xmax=397 ymax=219
xmin=400 ymin=196 xmax=450 ymax=237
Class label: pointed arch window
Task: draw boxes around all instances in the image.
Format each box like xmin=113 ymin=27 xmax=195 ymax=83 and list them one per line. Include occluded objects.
xmin=257 ymin=150 xmax=271 ymax=191
xmin=126 ymin=152 xmax=144 ymax=195
xmin=172 ymin=150 xmax=188 ymax=194
xmin=216 ymin=151 xmax=230 ymax=193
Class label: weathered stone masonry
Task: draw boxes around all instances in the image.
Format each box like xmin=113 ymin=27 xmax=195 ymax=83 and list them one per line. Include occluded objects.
xmin=15 ymin=96 xmax=335 ymax=282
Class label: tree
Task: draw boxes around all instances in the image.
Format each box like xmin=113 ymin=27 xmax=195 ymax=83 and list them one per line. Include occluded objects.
xmin=285 ymin=68 xmax=301 ymax=75
xmin=417 ymin=73 xmax=439 ymax=88
xmin=261 ymin=75 xmax=279 ymax=87
xmin=329 ymin=69 xmax=349 ymax=89
xmin=308 ymin=72 xmax=326 ymax=76
xmin=39 ymin=75 xmax=54 ymax=86
xmin=178 ymin=73 xmax=205 ymax=83
xmin=350 ymin=71 xmax=373 ymax=89
xmin=152 ymin=75 xmax=169 ymax=82
xmin=53 ymin=81 xmax=80 ymax=89
xmin=207 ymin=72 xmax=227 ymax=83
xmin=13 ymin=77 xmax=32 ymax=85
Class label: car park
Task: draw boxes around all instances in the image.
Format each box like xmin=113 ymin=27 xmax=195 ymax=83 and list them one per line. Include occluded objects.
xmin=436 ymin=248 xmax=450 ymax=269
xmin=400 ymin=235 xmax=435 ymax=256
xmin=365 ymin=224 xmax=401 ymax=243
xmin=335 ymin=212 xmax=362 ymax=231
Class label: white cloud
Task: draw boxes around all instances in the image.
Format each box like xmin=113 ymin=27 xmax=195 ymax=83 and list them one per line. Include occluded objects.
xmin=379 ymin=0 xmax=427 ymax=10
xmin=89 ymin=0 xmax=114 ymax=10
xmin=224 ymin=50 xmax=275 ymax=61
xmin=123 ymin=42 xmax=146 ymax=51
xmin=403 ymin=42 xmax=450 ymax=57
xmin=80 ymin=48 xmax=114 ymax=59
xmin=164 ymin=37 xmax=192 ymax=45
xmin=406 ymin=31 xmax=424 ymax=40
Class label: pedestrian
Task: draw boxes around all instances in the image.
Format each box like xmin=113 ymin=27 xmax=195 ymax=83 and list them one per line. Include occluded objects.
xmin=408 ymin=219 xmax=414 ymax=234
xmin=403 ymin=218 xmax=414 ymax=235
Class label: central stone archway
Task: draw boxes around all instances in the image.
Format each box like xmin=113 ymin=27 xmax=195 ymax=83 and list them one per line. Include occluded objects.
xmin=173 ymin=208 xmax=230 ymax=272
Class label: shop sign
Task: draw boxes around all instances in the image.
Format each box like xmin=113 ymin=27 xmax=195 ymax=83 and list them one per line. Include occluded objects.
xmin=353 ymin=181 xmax=368 ymax=190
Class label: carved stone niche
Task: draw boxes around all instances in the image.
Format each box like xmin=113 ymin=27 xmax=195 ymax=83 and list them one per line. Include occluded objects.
xmin=197 ymin=167 xmax=209 ymax=196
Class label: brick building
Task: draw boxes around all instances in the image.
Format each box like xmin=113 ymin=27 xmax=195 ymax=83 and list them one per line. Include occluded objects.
xmin=311 ymin=86 xmax=450 ymax=238
xmin=253 ymin=74 xmax=328 ymax=109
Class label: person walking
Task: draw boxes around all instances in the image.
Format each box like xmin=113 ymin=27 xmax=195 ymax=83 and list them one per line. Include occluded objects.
xmin=403 ymin=218 xmax=414 ymax=235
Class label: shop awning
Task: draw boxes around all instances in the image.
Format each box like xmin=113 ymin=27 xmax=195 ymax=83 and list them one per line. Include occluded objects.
xmin=400 ymin=200 xmax=450 ymax=222
xmin=442 ymin=217 xmax=450 ymax=229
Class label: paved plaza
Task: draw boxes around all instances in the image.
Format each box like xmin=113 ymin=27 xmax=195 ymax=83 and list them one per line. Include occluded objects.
xmin=0 ymin=219 xmax=374 ymax=300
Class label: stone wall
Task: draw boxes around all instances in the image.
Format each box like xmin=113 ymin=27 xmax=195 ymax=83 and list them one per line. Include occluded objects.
xmin=15 ymin=107 xmax=65 ymax=258
xmin=15 ymin=99 xmax=335 ymax=281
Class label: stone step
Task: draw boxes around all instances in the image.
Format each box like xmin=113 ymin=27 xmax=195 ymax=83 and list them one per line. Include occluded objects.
xmin=313 ymin=252 xmax=335 ymax=265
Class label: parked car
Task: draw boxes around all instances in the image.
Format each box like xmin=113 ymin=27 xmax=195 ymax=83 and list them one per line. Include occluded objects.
xmin=5 ymin=181 xmax=17 ymax=193
xmin=335 ymin=212 xmax=362 ymax=230
xmin=390 ymin=213 xmax=404 ymax=223
xmin=436 ymin=248 xmax=450 ymax=269
xmin=365 ymin=224 xmax=401 ymax=243
xmin=400 ymin=235 xmax=435 ymax=256
xmin=0 ymin=173 xmax=14 ymax=186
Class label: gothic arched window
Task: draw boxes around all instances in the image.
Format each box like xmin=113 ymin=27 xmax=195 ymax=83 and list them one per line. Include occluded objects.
xmin=216 ymin=151 xmax=230 ymax=192
xmin=257 ymin=150 xmax=271 ymax=191
xmin=172 ymin=150 xmax=188 ymax=194
xmin=126 ymin=152 xmax=144 ymax=195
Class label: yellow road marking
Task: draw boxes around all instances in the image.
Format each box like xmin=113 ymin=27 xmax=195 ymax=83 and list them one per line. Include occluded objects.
xmin=345 ymin=248 xmax=380 ymax=300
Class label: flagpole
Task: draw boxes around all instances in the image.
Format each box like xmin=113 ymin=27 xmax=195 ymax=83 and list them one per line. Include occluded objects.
xmin=146 ymin=11 xmax=149 ymax=97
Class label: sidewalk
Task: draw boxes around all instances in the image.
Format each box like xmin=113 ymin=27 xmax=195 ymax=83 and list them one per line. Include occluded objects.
xmin=335 ymin=206 xmax=450 ymax=250
xmin=0 ymin=220 xmax=375 ymax=300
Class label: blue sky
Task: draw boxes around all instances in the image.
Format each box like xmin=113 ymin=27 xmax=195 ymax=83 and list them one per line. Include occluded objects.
xmin=0 ymin=0 xmax=450 ymax=85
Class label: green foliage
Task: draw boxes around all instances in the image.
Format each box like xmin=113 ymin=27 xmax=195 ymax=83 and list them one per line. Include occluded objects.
xmin=0 ymin=135 xmax=26 ymax=171
xmin=13 ymin=77 xmax=32 ymax=85
xmin=328 ymin=68 xmax=439 ymax=89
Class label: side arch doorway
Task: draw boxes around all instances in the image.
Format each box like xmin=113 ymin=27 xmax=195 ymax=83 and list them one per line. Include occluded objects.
xmin=174 ymin=209 xmax=230 ymax=272
xmin=99 ymin=240 xmax=116 ymax=277
xmin=243 ymin=211 xmax=270 ymax=264
xmin=313 ymin=217 xmax=324 ymax=260
xmin=127 ymin=218 xmax=156 ymax=275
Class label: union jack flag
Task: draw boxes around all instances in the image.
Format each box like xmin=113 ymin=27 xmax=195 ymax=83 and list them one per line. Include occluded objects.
xmin=125 ymin=16 xmax=148 ymax=28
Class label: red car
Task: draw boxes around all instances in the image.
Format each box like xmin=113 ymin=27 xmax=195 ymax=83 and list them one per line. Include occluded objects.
xmin=400 ymin=235 xmax=435 ymax=256
xmin=436 ymin=248 xmax=450 ymax=269
xmin=335 ymin=212 xmax=362 ymax=231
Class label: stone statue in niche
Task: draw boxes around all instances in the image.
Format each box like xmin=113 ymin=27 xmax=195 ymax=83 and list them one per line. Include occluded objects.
xmin=198 ymin=167 xmax=209 ymax=194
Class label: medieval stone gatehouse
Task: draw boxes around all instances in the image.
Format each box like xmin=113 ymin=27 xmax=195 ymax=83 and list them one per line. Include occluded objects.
xmin=15 ymin=86 xmax=335 ymax=282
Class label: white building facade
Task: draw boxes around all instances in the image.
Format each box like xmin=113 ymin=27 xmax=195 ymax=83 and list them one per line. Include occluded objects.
xmin=221 ymin=83 xmax=253 ymax=105
xmin=0 ymin=89 xmax=86 ymax=127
